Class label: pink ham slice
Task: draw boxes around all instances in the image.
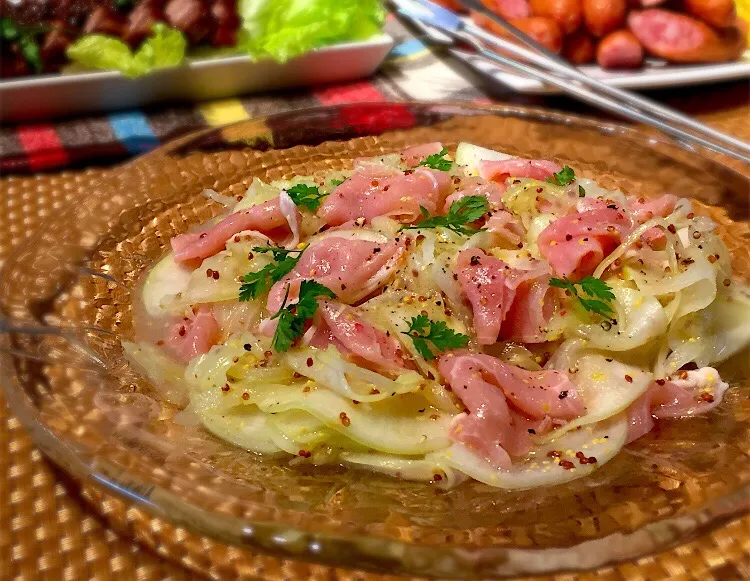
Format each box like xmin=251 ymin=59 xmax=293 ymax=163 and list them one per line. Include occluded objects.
xmin=627 ymin=194 xmax=678 ymax=250
xmin=442 ymin=177 xmax=506 ymax=213
xmin=439 ymin=352 xmax=584 ymax=468
xmin=456 ymin=250 xmax=515 ymax=345
xmin=456 ymin=249 xmax=552 ymax=345
xmin=626 ymin=369 xmax=728 ymax=443
xmin=171 ymin=198 xmax=298 ymax=264
xmin=628 ymin=193 xmax=678 ymax=223
xmin=479 ymin=158 xmax=562 ymax=183
xmin=318 ymin=165 xmax=453 ymax=226
xmin=401 ymin=142 xmax=444 ymax=167
xmin=266 ymin=237 xmax=403 ymax=314
xmin=313 ymin=300 xmax=408 ymax=372
xmin=163 ymin=307 xmax=219 ymax=363
xmin=499 ymin=275 xmax=557 ymax=342
xmin=538 ymin=208 xmax=630 ymax=280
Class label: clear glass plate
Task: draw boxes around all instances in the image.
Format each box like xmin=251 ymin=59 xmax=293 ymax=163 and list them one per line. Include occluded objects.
xmin=1 ymin=103 xmax=748 ymax=579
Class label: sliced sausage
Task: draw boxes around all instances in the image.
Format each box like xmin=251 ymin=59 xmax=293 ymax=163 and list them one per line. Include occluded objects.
xmin=628 ymin=9 xmax=747 ymax=63
xmin=509 ymin=17 xmax=564 ymax=52
xmin=563 ymin=29 xmax=596 ymax=63
xmin=529 ymin=0 xmax=582 ymax=34
xmin=164 ymin=0 xmax=213 ymax=45
xmin=481 ymin=0 xmax=531 ymax=20
xmin=681 ymin=0 xmax=736 ymax=28
xmin=582 ymin=0 xmax=627 ymax=36
xmin=596 ymin=30 xmax=644 ymax=68
xmin=211 ymin=0 xmax=239 ymax=46
xmin=471 ymin=13 xmax=564 ymax=52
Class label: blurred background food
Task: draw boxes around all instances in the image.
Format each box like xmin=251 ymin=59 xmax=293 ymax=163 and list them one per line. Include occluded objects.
xmin=435 ymin=0 xmax=748 ymax=69
xmin=0 ymin=0 xmax=385 ymax=78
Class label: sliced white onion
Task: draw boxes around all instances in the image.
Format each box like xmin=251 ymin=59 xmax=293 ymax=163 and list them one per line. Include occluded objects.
xmin=539 ymin=354 xmax=652 ymax=442
xmin=141 ymin=252 xmax=192 ymax=317
xmin=441 ymin=414 xmax=627 ymax=490
xmin=202 ymin=188 xmax=237 ymax=209
xmin=279 ymin=191 xmax=301 ymax=250
xmin=122 ymin=341 xmax=188 ymax=406
xmin=284 ymin=346 xmax=423 ymax=403
xmin=340 ymin=452 xmax=467 ymax=488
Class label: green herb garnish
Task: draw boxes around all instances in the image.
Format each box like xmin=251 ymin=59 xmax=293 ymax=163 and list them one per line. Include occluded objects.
xmin=402 ymin=195 xmax=489 ymax=237
xmin=271 ymin=280 xmax=336 ymax=352
xmin=239 ymin=246 xmax=304 ymax=301
xmin=416 ymin=147 xmax=452 ymax=171
xmin=549 ymin=276 xmax=616 ymax=320
xmin=578 ymin=185 xmax=586 ymax=197
xmin=546 ymin=165 xmax=576 ymax=186
xmin=402 ymin=314 xmax=469 ymax=360
xmin=330 ymin=178 xmax=344 ymax=187
xmin=285 ymin=184 xmax=329 ymax=212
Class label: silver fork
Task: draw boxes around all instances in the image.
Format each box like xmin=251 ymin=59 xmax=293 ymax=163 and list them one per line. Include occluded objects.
xmin=392 ymin=0 xmax=750 ymax=165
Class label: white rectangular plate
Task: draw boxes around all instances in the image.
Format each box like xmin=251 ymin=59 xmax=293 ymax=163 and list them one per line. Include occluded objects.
xmin=0 ymin=35 xmax=394 ymax=123
xmin=451 ymin=47 xmax=750 ymax=95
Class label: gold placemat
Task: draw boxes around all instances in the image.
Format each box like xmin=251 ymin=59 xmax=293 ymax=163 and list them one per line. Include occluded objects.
xmin=1 ymin=157 xmax=749 ymax=581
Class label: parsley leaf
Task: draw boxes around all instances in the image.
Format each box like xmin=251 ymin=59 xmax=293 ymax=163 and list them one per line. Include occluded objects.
xmin=330 ymin=178 xmax=344 ymax=187
xmin=271 ymin=280 xmax=336 ymax=352
xmin=550 ymin=276 xmax=616 ymax=319
xmin=546 ymin=165 xmax=576 ymax=186
xmin=403 ymin=195 xmax=489 ymax=237
xmin=239 ymin=246 xmax=304 ymax=302
xmin=402 ymin=314 xmax=469 ymax=360
xmin=417 ymin=148 xmax=452 ymax=171
xmin=578 ymin=276 xmax=616 ymax=302
xmin=286 ymin=184 xmax=329 ymax=212
xmin=578 ymin=185 xmax=586 ymax=197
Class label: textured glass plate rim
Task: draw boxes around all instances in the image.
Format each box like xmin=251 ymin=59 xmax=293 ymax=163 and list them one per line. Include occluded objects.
xmin=1 ymin=101 xmax=749 ymax=579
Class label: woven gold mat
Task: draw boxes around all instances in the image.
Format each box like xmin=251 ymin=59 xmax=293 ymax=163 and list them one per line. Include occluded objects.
xmin=1 ymin=154 xmax=749 ymax=580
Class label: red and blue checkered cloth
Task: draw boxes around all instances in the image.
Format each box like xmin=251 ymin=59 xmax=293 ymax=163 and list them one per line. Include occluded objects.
xmin=0 ymin=16 xmax=515 ymax=175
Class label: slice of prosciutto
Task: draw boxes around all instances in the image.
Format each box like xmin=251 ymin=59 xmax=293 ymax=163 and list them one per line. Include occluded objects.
xmin=628 ymin=194 xmax=678 ymax=223
xmin=538 ymin=208 xmax=630 ymax=280
xmin=311 ymin=301 xmax=408 ymax=372
xmin=442 ymin=177 xmax=506 ymax=212
xmin=171 ymin=197 xmax=299 ymax=264
xmin=439 ymin=352 xmax=584 ymax=468
xmin=401 ymin=142 xmax=444 ymax=167
xmin=628 ymin=194 xmax=679 ymax=251
xmin=479 ymin=158 xmax=562 ymax=183
xmin=626 ymin=367 xmax=729 ymax=443
xmin=456 ymin=249 xmax=552 ymax=344
xmin=163 ymin=307 xmax=219 ymax=363
xmin=266 ymin=237 xmax=404 ymax=313
xmin=318 ymin=165 xmax=453 ymax=226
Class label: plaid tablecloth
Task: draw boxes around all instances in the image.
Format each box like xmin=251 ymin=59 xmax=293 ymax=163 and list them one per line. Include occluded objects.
xmin=1 ymin=15 xmax=526 ymax=175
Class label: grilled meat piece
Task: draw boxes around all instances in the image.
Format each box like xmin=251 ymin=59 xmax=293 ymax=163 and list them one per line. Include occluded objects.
xmin=123 ymin=0 xmax=165 ymax=46
xmin=164 ymin=0 xmax=213 ymax=44
xmin=211 ymin=0 xmax=239 ymax=46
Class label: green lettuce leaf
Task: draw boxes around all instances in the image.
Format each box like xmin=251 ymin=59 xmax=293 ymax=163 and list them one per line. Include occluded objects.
xmin=238 ymin=0 xmax=385 ymax=62
xmin=66 ymin=23 xmax=186 ymax=78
